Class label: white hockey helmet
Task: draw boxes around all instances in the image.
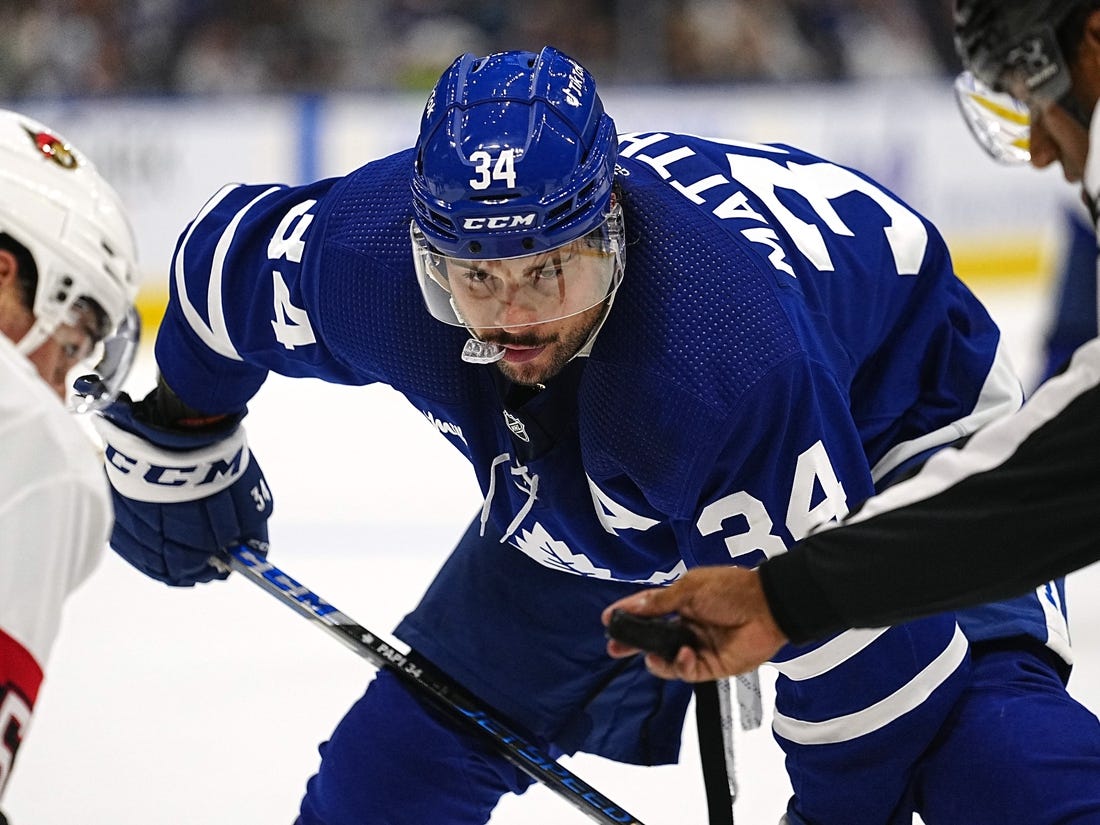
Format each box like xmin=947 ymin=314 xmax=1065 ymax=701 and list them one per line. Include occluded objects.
xmin=0 ymin=109 xmax=140 ymax=409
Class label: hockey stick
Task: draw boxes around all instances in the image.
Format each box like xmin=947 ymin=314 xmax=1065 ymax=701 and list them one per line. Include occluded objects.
xmin=215 ymin=544 xmax=647 ymax=825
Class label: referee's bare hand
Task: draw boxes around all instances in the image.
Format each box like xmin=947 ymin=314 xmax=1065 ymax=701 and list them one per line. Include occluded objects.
xmin=602 ymin=566 xmax=788 ymax=682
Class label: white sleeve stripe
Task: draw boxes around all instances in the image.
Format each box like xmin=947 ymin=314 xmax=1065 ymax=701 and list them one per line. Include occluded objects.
xmin=175 ymin=184 xmax=239 ymax=360
xmin=771 ymin=627 xmax=888 ymax=681
xmin=772 ymin=623 xmax=968 ymax=745
xmin=870 ymin=337 xmax=1023 ymax=483
xmin=208 ymin=186 xmax=281 ymax=356
xmin=850 ymin=337 xmax=1100 ymax=528
xmin=1038 ymin=581 xmax=1073 ymax=666
xmin=175 ymin=184 xmax=281 ymax=362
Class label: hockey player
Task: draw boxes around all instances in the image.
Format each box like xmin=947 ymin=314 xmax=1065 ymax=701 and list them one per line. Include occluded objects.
xmin=0 ymin=109 xmax=139 ymax=815
xmin=604 ymin=0 xmax=1100 ymax=729
xmin=92 ymin=46 xmax=1098 ymax=825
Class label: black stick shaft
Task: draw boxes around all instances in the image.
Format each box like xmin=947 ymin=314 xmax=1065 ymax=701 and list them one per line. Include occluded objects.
xmin=220 ymin=544 xmax=648 ymax=825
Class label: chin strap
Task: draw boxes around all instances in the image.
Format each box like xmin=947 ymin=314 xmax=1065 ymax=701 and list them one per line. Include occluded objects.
xmin=13 ymin=315 xmax=52 ymax=358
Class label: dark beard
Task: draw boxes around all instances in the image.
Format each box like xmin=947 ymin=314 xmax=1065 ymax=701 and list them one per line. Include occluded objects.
xmin=492 ymin=322 xmax=593 ymax=386
xmin=480 ymin=329 xmax=555 ymax=349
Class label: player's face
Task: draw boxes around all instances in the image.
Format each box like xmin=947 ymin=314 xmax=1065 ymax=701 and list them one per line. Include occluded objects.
xmin=446 ymin=238 xmax=614 ymax=331
xmin=16 ymin=308 xmax=99 ymax=401
xmin=957 ymin=14 xmax=1100 ymax=181
xmin=1025 ymin=14 xmax=1100 ymax=184
xmin=0 ymin=253 xmax=102 ymax=400
xmin=0 ymin=317 xmax=83 ymax=401
xmin=469 ymin=300 xmax=606 ymax=386
xmin=1028 ymin=99 xmax=1090 ymax=182
xmin=446 ymin=238 xmax=613 ymax=385
xmin=33 ymin=311 xmax=100 ymax=400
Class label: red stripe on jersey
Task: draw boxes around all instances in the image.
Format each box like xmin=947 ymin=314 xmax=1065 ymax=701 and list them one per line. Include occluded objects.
xmin=0 ymin=628 xmax=43 ymax=707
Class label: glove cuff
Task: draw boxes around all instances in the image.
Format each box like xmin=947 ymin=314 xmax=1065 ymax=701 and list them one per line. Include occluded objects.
xmin=94 ymin=415 xmax=253 ymax=504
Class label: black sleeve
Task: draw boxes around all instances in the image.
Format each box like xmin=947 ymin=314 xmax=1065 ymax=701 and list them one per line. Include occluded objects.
xmin=759 ymin=340 xmax=1100 ymax=644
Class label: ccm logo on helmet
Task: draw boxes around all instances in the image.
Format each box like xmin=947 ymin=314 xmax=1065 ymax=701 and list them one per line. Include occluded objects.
xmin=462 ymin=214 xmax=537 ymax=230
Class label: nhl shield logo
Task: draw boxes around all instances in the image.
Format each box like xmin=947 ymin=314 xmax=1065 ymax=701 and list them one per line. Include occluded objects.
xmin=503 ymin=410 xmax=530 ymax=442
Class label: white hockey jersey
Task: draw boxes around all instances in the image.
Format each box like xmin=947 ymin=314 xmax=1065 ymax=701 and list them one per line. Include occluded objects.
xmin=0 ymin=334 xmax=110 ymax=795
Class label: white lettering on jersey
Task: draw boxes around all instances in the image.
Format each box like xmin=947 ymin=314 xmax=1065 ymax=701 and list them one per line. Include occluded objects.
xmin=627 ymin=143 xmax=696 ymax=180
xmin=787 ymin=440 xmax=848 ymax=540
xmin=271 ymin=271 xmax=316 ymax=349
xmin=698 ymin=489 xmax=788 ymax=564
xmin=268 ymin=200 xmax=315 ymax=263
xmin=617 ymin=132 xmax=928 ymax=278
xmin=669 ymin=173 xmax=728 ymax=204
xmin=712 ymin=189 xmax=766 ymax=222
xmin=727 ymin=156 xmax=928 ymax=275
xmin=422 ymin=410 xmax=467 ymax=446
xmin=696 ymin=440 xmax=848 ymax=562
xmin=740 ymin=228 xmax=795 ymax=277
xmin=587 ymin=475 xmax=660 ymax=535
xmin=269 ymin=200 xmax=318 ymax=350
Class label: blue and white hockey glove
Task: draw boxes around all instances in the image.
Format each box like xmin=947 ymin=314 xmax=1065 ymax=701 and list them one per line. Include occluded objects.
xmin=91 ymin=383 xmax=273 ymax=587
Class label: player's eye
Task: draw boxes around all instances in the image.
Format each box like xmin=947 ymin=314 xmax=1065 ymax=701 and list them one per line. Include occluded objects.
xmin=453 ymin=266 xmax=499 ymax=297
xmin=49 ymin=325 xmax=94 ymax=364
xmin=457 ymin=267 xmax=494 ymax=286
xmin=529 ymin=251 xmax=571 ymax=281
xmin=533 ymin=262 xmax=562 ymax=280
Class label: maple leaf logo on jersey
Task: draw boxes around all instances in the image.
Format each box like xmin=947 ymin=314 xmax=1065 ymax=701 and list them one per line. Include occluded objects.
xmin=22 ymin=124 xmax=79 ymax=170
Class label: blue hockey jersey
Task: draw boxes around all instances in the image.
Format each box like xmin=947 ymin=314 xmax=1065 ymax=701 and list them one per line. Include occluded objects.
xmin=154 ymin=132 xmax=1066 ymax=823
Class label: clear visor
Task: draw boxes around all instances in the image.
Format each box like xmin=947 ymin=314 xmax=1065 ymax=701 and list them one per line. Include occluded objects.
xmin=69 ymin=303 xmax=141 ymax=413
xmin=954 ymin=70 xmax=1033 ymax=164
xmin=955 ymin=27 xmax=1076 ymax=166
xmin=412 ymin=206 xmax=625 ymax=331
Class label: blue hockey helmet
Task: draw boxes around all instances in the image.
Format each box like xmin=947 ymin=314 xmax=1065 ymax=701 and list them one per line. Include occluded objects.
xmin=410 ymin=46 xmax=619 ymax=261
xmin=410 ymin=47 xmax=625 ymax=341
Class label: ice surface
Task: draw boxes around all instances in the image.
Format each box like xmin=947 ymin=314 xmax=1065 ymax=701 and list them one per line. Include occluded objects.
xmin=7 ymin=281 xmax=1100 ymax=825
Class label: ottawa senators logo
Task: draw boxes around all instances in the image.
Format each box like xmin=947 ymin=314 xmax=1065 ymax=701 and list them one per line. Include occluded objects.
xmin=22 ymin=124 xmax=79 ymax=170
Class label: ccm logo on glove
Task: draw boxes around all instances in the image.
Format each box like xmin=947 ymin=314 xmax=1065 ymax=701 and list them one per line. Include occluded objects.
xmin=95 ymin=417 xmax=255 ymax=504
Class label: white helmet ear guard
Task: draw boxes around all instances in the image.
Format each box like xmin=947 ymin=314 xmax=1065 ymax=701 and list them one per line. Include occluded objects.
xmin=0 ymin=109 xmax=141 ymax=406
